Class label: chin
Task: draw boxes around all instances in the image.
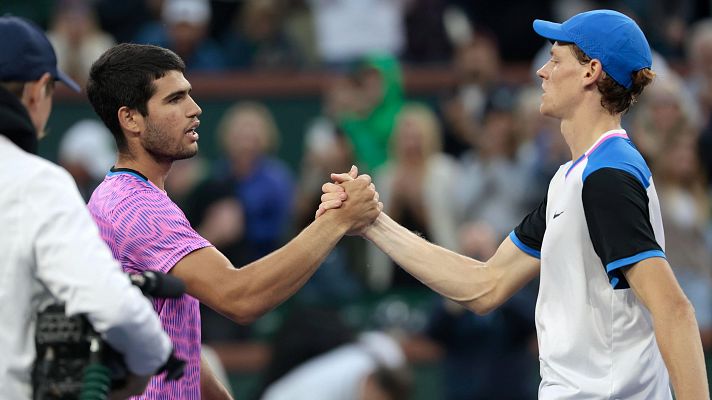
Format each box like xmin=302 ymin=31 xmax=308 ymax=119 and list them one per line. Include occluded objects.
xmin=174 ymin=147 xmax=199 ymax=161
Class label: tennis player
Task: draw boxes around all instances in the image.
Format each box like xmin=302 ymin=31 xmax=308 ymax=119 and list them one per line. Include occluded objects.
xmin=320 ymin=10 xmax=708 ymax=399
xmin=86 ymin=43 xmax=380 ymax=399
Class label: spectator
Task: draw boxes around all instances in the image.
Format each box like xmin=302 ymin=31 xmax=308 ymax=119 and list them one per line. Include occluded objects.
xmin=212 ymin=101 xmax=295 ymax=260
xmin=652 ymin=130 xmax=712 ymax=350
xmin=292 ymin=77 xmax=365 ymax=304
xmin=57 ymin=119 xmax=116 ymax=201
xmin=134 ymin=0 xmax=227 ymax=72
xmin=339 ymin=54 xmax=404 ymax=174
xmin=439 ymin=33 xmax=504 ymax=157
xmin=47 ymin=0 xmax=115 ymax=87
xmin=368 ymin=103 xmax=459 ymax=290
xmin=456 ymin=88 xmax=530 ymax=238
xmin=221 ymin=0 xmax=301 ymax=70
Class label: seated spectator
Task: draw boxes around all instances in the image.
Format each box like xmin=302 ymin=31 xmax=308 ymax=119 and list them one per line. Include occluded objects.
xmin=58 ymin=119 xmax=116 ymax=201
xmin=134 ymin=0 xmax=227 ymax=72
xmin=221 ymin=0 xmax=301 ymax=70
xmin=338 ymin=54 xmax=404 ymax=174
xmin=633 ymin=73 xmax=697 ymax=161
xmin=47 ymin=0 xmax=115 ymax=87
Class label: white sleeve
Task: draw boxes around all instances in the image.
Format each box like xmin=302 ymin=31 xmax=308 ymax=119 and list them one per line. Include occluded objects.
xmin=26 ymin=165 xmax=172 ymax=375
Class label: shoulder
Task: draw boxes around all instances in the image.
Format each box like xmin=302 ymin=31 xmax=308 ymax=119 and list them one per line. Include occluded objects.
xmin=583 ymin=136 xmax=651 ymax=188
xmin=90 ymin=175 xmax=167 ymax=219
xmin=3 ymin=144 xmax=77 ymax=195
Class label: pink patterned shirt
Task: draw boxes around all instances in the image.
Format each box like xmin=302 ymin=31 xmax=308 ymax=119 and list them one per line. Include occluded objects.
xmin=88 ymin=169 xmax=211 ymax=399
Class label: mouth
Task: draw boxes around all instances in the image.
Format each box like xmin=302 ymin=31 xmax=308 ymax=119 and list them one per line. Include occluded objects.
xmin=185 ymin=121 xmax=200 ymax=141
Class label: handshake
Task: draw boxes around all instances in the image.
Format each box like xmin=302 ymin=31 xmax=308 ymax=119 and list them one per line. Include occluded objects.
xmin=314 ymin=165 xmax=383 ymax=235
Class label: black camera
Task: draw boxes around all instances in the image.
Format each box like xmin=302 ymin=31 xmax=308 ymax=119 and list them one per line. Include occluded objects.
xmin=32 ymin=271 xmax=186 ymax=400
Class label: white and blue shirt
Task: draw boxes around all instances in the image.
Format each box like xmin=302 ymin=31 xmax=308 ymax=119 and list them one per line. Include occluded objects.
xmin=511 ymin=129 xmax=671 ymax=399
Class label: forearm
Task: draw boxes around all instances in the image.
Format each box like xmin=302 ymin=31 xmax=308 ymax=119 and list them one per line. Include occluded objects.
xmin=654 ymin=302 xmax=709 ymax=400
xmin=201 ymin=354 xmax=233 ymax=400
xmin=227 ymin=212 xmax=348 ymax=321
xmin=363 ymin=213 xmax=496 ymax=312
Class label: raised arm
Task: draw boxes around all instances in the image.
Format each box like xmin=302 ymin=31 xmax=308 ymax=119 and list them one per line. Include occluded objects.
xmin=319 ymin=168 xmax=540 ymax=314
xmin=171 ymin=174 xmax=380 ymax=324
xmin=362 ymin=213 xmax=539 ymax=314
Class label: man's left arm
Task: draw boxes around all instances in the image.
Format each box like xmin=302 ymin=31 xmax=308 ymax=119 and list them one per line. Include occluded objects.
xmin=624 ymin=259 xmax=709 ymax=400
xmin=201 ymin=354 xmax=233 ymax=400
xmin=582 ymin=167 xmax=709 ymax=399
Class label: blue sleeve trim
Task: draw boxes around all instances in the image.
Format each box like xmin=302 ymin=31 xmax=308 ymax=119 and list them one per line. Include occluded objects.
xmin=509 ymin=231 xmax=541 ymax=259
xmin=605 ymin=249 xmax=666 ymax=273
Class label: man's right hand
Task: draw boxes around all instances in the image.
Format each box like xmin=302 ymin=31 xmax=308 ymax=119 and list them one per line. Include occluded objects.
xmin=317 ymin=166 xmax=381 ymax=234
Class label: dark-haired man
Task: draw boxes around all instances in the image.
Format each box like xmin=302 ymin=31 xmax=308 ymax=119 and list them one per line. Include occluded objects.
xmin=86 ymin=43 xmax=380 ymax=399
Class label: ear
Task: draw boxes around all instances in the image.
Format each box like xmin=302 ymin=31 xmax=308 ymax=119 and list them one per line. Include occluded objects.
xmin=117 ymin=106 xmax=144 ymax=139
xmin=21 ymin=72 xmax=52 ymax=109
xmin=583 ymin=59 xmax=604 ymax=87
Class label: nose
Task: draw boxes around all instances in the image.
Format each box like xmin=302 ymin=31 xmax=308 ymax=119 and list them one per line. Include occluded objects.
xmin=537 ymin=63 xmax=548 ymax=80
xmin=187 ymin=95 xmax=202 ymax=118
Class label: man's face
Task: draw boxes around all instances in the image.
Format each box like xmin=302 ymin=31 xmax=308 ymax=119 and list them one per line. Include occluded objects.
xmin=141 ymin=70 xmax=202 ymax=162
xmin=536 ymin=42 xmax=587 ymax=119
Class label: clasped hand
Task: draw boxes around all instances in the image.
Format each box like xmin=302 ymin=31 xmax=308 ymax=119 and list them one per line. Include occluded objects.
xmin=315 ymin=165 xmax=382 ymax=235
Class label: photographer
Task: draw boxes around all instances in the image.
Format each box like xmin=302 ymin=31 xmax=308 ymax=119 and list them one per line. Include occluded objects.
xmin=0 ymin=16 xmax=172 ymax=399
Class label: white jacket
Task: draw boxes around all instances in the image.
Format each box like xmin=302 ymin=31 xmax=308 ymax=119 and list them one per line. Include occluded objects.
xmin=0 ymin=136 xmax=171 ymax=399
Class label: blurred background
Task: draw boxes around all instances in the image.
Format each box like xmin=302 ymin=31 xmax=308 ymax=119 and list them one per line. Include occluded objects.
xmin=7 ymin=0 xmax=712 ymax=398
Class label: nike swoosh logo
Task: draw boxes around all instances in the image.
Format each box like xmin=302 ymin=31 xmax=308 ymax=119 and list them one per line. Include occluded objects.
xmin=553 ymin=211 xmax=564 ymax=219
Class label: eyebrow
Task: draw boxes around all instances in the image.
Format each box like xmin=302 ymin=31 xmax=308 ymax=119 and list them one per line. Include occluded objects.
xmin=162 ymin=87 xmax=192 ymax=102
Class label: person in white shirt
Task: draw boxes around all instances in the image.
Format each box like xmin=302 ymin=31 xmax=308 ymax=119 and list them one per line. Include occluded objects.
xmin=0 ymin=16 xmax=172 ymax=399
xmin=319 ymin=10 xmax=709 ymax=400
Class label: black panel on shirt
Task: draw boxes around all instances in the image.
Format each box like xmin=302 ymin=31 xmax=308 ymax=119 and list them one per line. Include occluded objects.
xmin=514 ymin=198 xmax=547 ymax=253
xmin=582 ymin=168 xmax=663 ymax=289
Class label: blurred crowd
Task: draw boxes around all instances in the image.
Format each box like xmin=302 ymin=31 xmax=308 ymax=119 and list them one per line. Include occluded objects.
xmin=8 ymin=0 xmax=712 ymax=398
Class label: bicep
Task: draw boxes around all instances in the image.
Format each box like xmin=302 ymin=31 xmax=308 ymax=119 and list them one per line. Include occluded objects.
xmin=485 ymin=237 xmax=541 ymax=302
xmin=624 ymin=257 xmax=689 ymax=315
xmin=170 ymin=246 xmax=235 ymax=312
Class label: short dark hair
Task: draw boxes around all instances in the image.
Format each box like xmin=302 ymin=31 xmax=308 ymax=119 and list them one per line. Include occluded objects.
xmin=86 ymin=43 xmax=185 ymax=152
xmin=567 ymin=43 xmax=655 ymax=115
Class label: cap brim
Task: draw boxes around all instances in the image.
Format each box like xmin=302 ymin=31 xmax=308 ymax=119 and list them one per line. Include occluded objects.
xmin=533 ymin=19 xmax=572 ymax=43
xmin=55 ymin=68 xmax=81 ymax=92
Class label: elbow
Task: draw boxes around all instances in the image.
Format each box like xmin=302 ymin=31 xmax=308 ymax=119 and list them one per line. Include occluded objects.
xmin=464 ymin=297 xmax=497 ymax=316
xmin=219 ymin=290 xmax=266 ymax=326
xmin=654 ymin=294 xmax=697 ymax=326
xmin=460 ymin=286 xmax=500 ymax=316
xmin=672 ymin=297 xmax=697 ymax=323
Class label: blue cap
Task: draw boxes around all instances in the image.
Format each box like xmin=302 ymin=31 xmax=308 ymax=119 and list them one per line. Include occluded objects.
xmin=533 ymin=9 xmax=652 ymax=89
xmin=0 ymin=16 xmax=80 ymax=92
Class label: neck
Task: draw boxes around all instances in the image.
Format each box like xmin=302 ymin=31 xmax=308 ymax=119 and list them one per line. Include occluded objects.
xmin=560 ymin=106 xmax=622 ymax=160
xmin=115 ymin=152 xmax=172 ymax=190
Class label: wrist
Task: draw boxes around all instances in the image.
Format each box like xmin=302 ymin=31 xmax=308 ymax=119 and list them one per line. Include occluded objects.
xmin=316 ymin=208 xmax=351 ymax=237
xmin=361 ymin=212 xmax=387 ymax=239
